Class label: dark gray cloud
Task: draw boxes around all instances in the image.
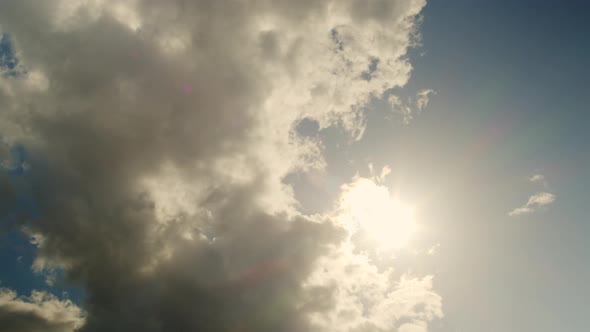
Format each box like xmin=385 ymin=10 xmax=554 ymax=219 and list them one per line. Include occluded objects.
xmin=0 ymin=1 xmax=430 ymax=331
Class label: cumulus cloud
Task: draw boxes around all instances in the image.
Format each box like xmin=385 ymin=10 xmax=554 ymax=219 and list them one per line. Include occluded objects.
xmin=306 ymin=246 xmax=443 ymax=331
xmin=302 ymin=176 xmax=442 ymax=331
xmin=509 ymin=192 xmax=556 ymax=216
xmin=0 ymin=288 xmax=84 ymax=332
xmin=0 ymin=0 xmax=438 ymax=331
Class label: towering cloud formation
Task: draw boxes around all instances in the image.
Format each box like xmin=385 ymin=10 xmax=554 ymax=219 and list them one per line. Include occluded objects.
xmin=0 ymin=1 xmax=439 ymax=331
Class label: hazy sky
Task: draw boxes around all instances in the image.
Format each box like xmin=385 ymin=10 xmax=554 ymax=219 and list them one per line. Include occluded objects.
xmin=1 ymin=1 xmax=589 ymax=332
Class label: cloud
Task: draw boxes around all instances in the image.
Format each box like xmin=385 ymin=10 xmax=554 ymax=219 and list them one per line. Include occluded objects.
xmin=508 ymin=192 xmax=556 ymax=216
xmin=302 ymin=176 xmax=442 ymax=331
xmin=388 ymin=89 xmax=436 ymax=124
xmin=0 ymin=1 xmax=435 ymax=331
xmin=399 ymin=320 xmax=429 ymax=332
xmin=306 ymin=243 xmax=443 ymax=332
xmin=528 ymin=174 xmax=545 ymax=183
xmin=528 ymin=173 xmax=549 ymax=188
xmin=415 ymin=89 xmax=436 ymax=112
xmin=0 ymin=288 xmax=84 ymax=332
xmin=509 ymin=173 xmax=555 ymax=216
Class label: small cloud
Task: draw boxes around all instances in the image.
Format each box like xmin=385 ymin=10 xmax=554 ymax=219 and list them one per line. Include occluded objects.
xmin=528 ymin=173 xmax=548 ymax=188
xmin=528 ymin=174 xmax=545 ymax=183
xmin=527 ymin=192 xmax=556 ymax=206
xmin=415 ymin=89 xmax=436 ymax=112
xmin=388 ymin=89 xmax=436 ymax=125
xmin=509 ymin=192 xmax=556 ymax=216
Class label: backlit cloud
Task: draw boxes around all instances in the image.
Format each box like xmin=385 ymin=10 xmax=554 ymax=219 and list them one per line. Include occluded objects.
xmin=0 ymin=1 xmax=437 ymax=331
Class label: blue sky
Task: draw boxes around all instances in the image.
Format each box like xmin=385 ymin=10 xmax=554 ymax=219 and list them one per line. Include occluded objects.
xmin=406 ymin=1 xmax=590 ymax=330
xmin=0 ymin=35 xmax=84 ymax=305
xmin=0 ymin=1 xmax=589 ymax=331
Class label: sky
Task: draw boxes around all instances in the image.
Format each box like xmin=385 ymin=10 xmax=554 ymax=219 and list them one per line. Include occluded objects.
xmin=0 ymin=1 xmax=589 ymax=332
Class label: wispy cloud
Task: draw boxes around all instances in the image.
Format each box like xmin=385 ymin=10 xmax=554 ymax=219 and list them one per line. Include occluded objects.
xmin=415 ymin=89 xmax=436 ymax=112
xmin=509 ymin=192 xmax=556 ymax=216
xmin=528 ymin=173 xmax=548 ymax=187
xmin=388 ymin=89 xmax=436 ymax=124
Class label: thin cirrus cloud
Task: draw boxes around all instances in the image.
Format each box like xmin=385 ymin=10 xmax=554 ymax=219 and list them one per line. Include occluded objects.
xmin=0 ymin=1 xmax=441 ymax=332
xmin=388 ymin=89 xmax=436 ymax=124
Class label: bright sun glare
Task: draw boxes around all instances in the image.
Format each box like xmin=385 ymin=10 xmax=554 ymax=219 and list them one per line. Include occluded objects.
xmin=340 ymin=178 xmax=416 ymax=251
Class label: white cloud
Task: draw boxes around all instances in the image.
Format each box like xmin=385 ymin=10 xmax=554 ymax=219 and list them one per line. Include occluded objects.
xmin=528 ymin=192 xmax=556 ymax=205
xmin=528 ymin=173 xmax=549 ymax=188
xmin=0 ymin=288 xmax=85 ymax=332
xmin=305 ymin=242 xmax=443 ymax=331
xmin=509 ymin=192 xmax=556 ymax=216
xmin=528 ymin=174 xmax=545 ymax=184
xmin=303 ymin=176 xmax=442 ymax=331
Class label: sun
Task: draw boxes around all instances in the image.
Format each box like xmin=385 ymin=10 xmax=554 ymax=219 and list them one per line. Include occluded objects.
xmin=339 ymin=178 xmax=416 ymax=251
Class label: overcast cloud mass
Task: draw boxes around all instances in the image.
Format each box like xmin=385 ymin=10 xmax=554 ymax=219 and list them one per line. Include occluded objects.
xmin=0 ymin=1 xmax=441 ymax=331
